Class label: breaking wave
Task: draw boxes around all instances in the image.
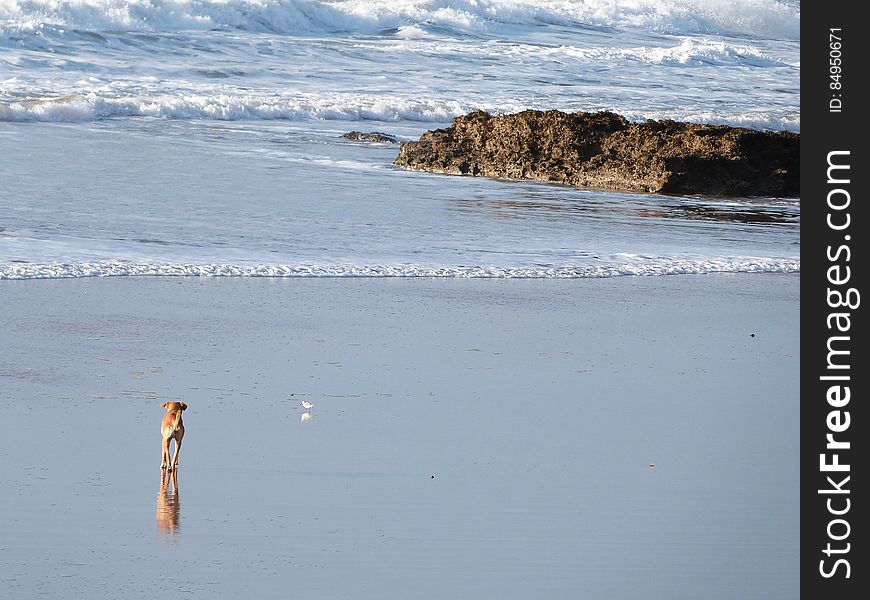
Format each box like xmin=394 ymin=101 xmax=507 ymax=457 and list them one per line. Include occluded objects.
xmin=0 ymin=92 xmax=476 ymax=122
xmin=0 ymin=91 xmax=799 ymax=131
xmin=1 ymin=0 xmax=800 ymax=40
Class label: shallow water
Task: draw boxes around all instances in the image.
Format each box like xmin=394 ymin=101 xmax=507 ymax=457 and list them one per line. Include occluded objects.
xmin=0 ymin=120 xmax=799 ymax=279
xmin=0 ymin=275 xmax=799 ymax=599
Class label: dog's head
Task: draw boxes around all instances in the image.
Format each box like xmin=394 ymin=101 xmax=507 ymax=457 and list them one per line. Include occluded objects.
xmin=161 ymin=401 xmax=188 ymax=412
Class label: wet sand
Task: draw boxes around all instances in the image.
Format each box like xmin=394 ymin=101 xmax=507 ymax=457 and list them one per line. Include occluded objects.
xmin=0 ymin=275 xmax=799 ymax=599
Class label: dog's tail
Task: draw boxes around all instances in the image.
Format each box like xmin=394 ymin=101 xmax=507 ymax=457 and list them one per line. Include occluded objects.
xmin=172 ymin=406 xmax=184 ymax=432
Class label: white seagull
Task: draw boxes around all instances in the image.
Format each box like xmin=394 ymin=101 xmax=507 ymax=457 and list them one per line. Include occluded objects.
xmin=301 ymin=400 xmax=314 ymax=410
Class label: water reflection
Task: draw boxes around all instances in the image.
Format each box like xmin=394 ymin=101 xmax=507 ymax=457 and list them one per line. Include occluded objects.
xmin=635 ymin=204 xmax=798 ymax=224
xmin=156 ymin=469 xmax=181 ymax=535
xmin=452 ymin=193 xmax=798 ymax=224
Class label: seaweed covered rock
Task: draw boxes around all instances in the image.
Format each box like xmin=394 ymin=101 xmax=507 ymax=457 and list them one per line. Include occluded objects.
xmin=394 ymin=110 xmax=799 ymax=197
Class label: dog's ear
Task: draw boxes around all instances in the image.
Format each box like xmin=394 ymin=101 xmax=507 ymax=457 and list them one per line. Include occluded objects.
xmin=160 ymin=402 xmax=168 ymax=408
xmin=181 ymin=402 xmax=188 ymax=411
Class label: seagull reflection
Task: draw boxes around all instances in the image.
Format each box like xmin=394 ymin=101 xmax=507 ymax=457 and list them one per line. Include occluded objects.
xmin=300 ymin=411 xmax=312 ymax=423
xmin=156 ymin=469 xmax=181 ymax=535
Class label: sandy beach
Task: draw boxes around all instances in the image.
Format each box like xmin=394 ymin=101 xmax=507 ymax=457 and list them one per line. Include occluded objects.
xmin=0 ymin=274 xmax=798 ymax=599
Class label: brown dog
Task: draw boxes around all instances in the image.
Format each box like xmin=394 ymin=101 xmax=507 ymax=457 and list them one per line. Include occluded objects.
xmin=160 ymin=401 xmax=187 ymax=471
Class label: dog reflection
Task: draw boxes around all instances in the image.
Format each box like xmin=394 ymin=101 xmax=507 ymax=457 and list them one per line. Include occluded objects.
xmin=156 ymin=469 xmax=181 ymax=534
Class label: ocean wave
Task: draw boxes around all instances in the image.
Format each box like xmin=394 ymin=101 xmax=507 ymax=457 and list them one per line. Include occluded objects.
xmin=617 ymin=108 xmax=799 ymax=133
xmin=0 ymin=92 xmax=476 ymax=122
xmin=553 ymin=38 xmax=792 ymax=67
xmin=0 ymin=91 xmax=799 ymax=131
xmin=1 ymin=0 xmax=800 ymax=40
xmin=368 ymin=36 xmax=795 ymax=68
xmin=0 ymin=259 xmax=801 ymax=280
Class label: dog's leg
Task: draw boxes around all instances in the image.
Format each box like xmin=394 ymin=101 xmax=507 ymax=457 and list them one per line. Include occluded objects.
xmin=171 ymin=436 xmax=182 ymax=471
xmin=161 ymin=437 xmax=170 ymax=469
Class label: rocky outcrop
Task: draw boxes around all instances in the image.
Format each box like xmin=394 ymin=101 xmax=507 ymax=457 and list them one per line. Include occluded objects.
xmin=343 ymin=131 xmax=399 ymax=143
xmin=394 ymin=110 xmax=799 ymax=197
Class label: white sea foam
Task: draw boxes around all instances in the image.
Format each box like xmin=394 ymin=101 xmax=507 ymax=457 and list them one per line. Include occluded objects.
xmin=0 ymin=259 xmax=800 ymax=280
xmin=553 ymin=38 xmax=791 ymax=67
xmin=0 ymin=92 xmax=476 ymax=122
xmin=616 ymin=108 xmax=799 ymax=132
xmin=374 ymin=36 xmax=793 ymax=68
xmin=0 ymin=0 xmax=800 ymax=39
xmin=0 ymin=91 xmax=799 ymax=132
